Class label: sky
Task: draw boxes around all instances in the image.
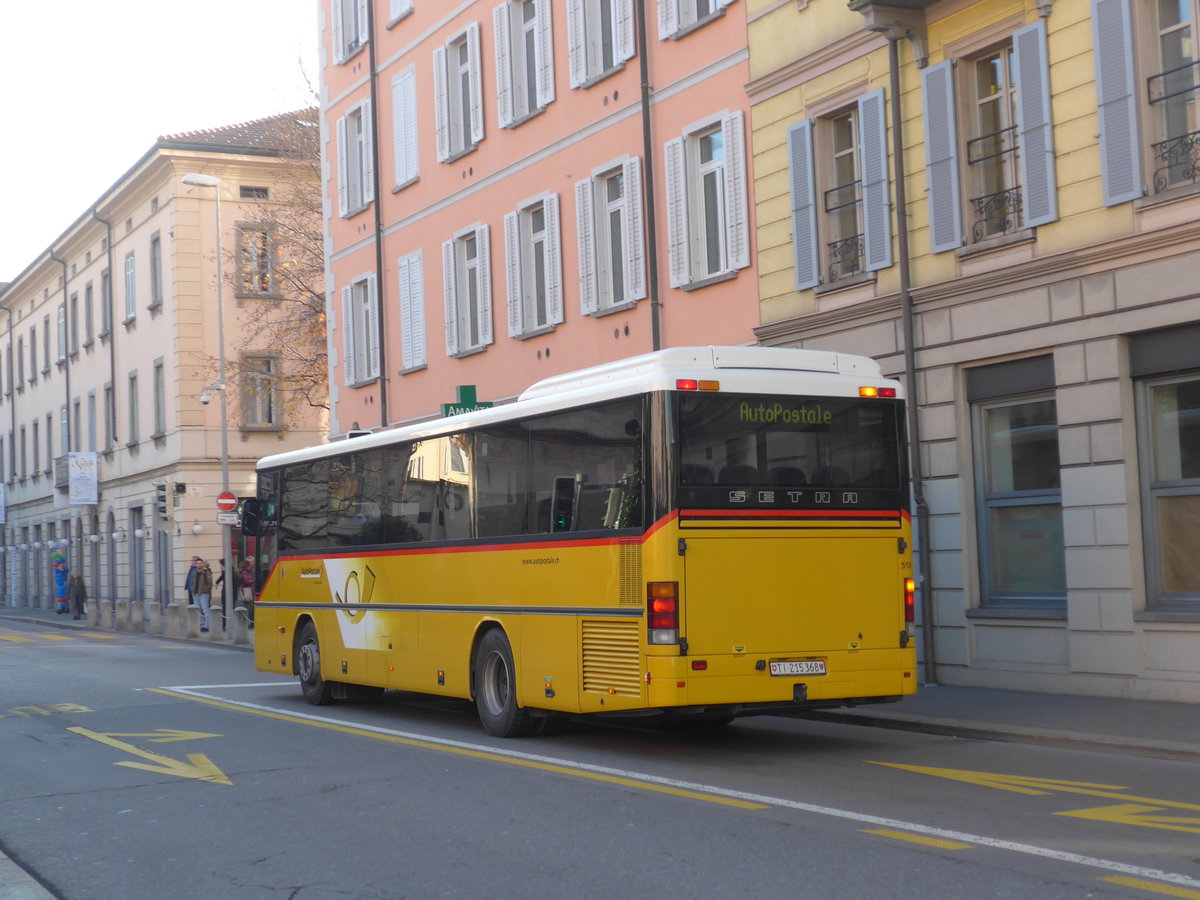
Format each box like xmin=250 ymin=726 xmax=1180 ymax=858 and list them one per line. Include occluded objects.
xmin=0 ymin=0 xmax=320 ymax=281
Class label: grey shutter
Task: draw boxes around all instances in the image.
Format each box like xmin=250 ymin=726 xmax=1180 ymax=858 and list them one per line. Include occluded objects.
xmin=723 ymin=110 xmax=751 ymax=271
xmin=545 ymin=193 xmax=564 ymax=325
xmin=393 ymin=67 xmax=418 ymax=186
xmin=333 ymin=0 xmax=345 ymax=64
xmin=494 ymin=3 xmax=515 ymax=129
xmin=858 ymin=89 xmax=893 ymax=271
xmin=575 ymin=178 xmax=599 ymax=314
xmin=664 ymin=136 xmax=689 ymax=287
xmin=442 ymin=239 xmax=459 ymax=356
xmin=408 ymin=252 xmax=426 ymax=368
xmin=658 ymin=0 xmax=679 ymax=40
xmin=433 ymin=47 xmax=450 ymax=161
xmin=1092 ymin=0 xmax=1144 ymax=205
xmin=504 ymin=211 xmax=523 ymax=337
xmin=921 ymin=60 xmax=965 ymax=253
xmin=616 ymin=0 xmax=636 ymax=63
xmin=360 ymin=101 xmax=375 ymax=204
xmin=337 ymin=115 xmax=349 ymax=217
xmin=623 ymin=156 xmax=646 ymax=300
xmin=467 ymin=22 xmax=485 ymax=146
xmin=566 ymin=0 xmax=587 ymax=88
xmin=356 ymin=0 xmax=369 ymax=46
xmin=477 ymin=224 xmax=493 ymax=346
xmin=341 ymin=285 xmax=356 ymax=384
xmin=366 ymin=274 xmax=380 ymax=379
xmin=536 ymin=2 xmax=556 ymax=107
xmin=1013 ymin=20 xmax=1058 ymax=228
xmin=787 ymin=120 xmax=820 ymax=291
xmin=399 ymin=254 xmax=415 ymax=369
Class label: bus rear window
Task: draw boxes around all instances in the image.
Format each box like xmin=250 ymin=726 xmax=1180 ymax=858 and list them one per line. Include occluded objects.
xmin=676 ymin=393 xmax=903 ymax=504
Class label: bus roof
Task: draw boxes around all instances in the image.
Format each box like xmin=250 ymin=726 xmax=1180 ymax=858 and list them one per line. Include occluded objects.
xmin=257 ymin=346 xmax=898 ymax=472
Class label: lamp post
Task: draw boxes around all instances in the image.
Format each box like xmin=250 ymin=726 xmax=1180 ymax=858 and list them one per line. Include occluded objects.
xmin=182 ymin=173 xmax=233 ymax=632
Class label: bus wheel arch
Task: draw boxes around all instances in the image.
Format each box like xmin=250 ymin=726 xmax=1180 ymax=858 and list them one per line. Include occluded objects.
xmin=472 ymin=625 xmax=535 ymax=738
xmin=296 ymin=618 xmax=335 ymax=706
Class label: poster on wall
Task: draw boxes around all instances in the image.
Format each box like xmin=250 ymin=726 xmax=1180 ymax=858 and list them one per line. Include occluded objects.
xmin=68 ymin=452 xmax=98 ymax=505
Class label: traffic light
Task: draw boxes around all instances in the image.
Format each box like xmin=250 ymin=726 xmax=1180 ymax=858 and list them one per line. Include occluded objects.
xmin=154 ymin=480 xmax=173 ymax=522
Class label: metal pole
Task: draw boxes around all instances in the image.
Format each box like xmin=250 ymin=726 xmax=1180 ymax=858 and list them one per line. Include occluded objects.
xmin=212 ymin=187 xmax=234 ymax=633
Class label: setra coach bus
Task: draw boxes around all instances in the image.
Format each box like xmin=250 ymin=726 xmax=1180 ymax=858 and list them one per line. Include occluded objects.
xmin=245 ymin=346 xmax=917 ymax=736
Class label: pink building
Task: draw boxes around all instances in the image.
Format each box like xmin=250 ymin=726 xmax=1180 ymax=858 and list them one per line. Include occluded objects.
xmin=321 ymin=0 xmax=756 ymax=433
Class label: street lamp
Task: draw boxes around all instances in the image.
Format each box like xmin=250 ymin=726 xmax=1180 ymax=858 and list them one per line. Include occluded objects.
xmin=182 ymin=172 xmax=233 ymax=631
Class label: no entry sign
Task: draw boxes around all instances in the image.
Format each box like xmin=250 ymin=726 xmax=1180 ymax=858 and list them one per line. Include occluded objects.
xmin=216 ymin=491 xmax=238 ymax=512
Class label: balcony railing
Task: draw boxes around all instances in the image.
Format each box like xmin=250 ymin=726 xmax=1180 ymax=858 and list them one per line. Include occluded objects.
xmin=968 ymin=187 xmax=1024 ymax=242
xmin=1151 ymin=128 xmax=1200 ymax=191
xmin=826 ymin=234 xmax=865 ymax=283
xmin=1147 ymin=59 xmax=1200 ymax=107
xmin=824 ymin=180 xmax=864 ymax=282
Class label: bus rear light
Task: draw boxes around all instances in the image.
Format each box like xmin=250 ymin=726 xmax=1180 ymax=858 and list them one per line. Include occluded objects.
xmin=676 ymin=379 xmax=720 ymax=391
xmin=691 ymin=660 xmax=707 ymax=671
xmin=647 ymin=582 xmax=679 ymax=645
xmin=904 ymin=577 xmax=916 ymax=623
xmin=860 ymin=386 xmax=897 ymax=398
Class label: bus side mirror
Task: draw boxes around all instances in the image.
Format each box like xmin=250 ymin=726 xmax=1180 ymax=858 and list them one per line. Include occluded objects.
xmin=241 ymin=498 xmax=261 ymax=536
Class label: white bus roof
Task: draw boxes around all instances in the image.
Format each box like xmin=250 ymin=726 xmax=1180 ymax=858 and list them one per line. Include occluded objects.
xmin=257 ymin=346 xmax=898 ymax=472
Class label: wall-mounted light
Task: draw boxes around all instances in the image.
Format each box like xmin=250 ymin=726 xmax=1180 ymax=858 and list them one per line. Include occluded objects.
xmin=89 ymin=534 xmax=101 ymax=543
xmin=133 ymin=527 xmax=146 ymax=540
xmin=112 ymin=531 xmax=125 ymax=543
xmin=33 ymin=541 xmax=43 ymax=550
xmin=20 ymin=543 xmax=29 ymax=551
xmin=192 ymin=520 xmax=203 ymax=536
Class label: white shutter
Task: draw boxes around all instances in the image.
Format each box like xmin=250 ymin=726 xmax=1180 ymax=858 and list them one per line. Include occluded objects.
xmin=536 ymin=2 xmax=555 ymax=107
xmin=393 ymin=67 xmax=418 ymax=186
xmin=468 ymin=22 xmax=485 ymax=146
xmin=858 ymin=89 xmax=893 ymax=272
xmin=1092 ymin=0 xmax=1143 ymax=205
xmin=443 ymin=239 xmax=459 ymax=356
xmin=616 ymin=0 xmax=636 ymax=63
xmin=717 ymin=0 xmax=734 ymax=7
xmin=356 ymin=0 xmax=369 ymax=46
xmin=337 ymin=115 xmax=349 ymax=217
xmin=360 ymin=101 xmax=375 ymax=204
xmin=399 ymin=254 xmax=415 ymax=369
xmin=494 ymin=4 xmax=515 ymax=129
xmin=366 ymin=275 xmax=380 ymax=379
xmin=545 ymin=193 xmax=563 ymax=325
xmin=504 ymin=211 xmax=523 ymax=337
xmin=722 ymin=110 xmax=750 ymax=271
xmin=477 ymin=224 xmax=493 ymax=346
xmin=658 ymin=0 xmax=679 ymax=41
xmin=1013 ymin=20 xmax=1058 ymax=228
xmin=566 ymin=0 xmax=587 ymax=88
xmin=409 ymin=252 xmax=426 ymax=368
xmin=787 ymin=121 xmax=820 ymax=291
xmin=623 ymin=156 xmax=646 ymax=301
xmin=341 ymin=285 xmax=357 ymax=384
xmin=333 ymin=0 xmax=346 ymax=64
xmin=664 ymin=136 xmax=690 ymax=288
xmin=433 ymin=47 xmax=450 ymax=161
xmin=575 ymin=178 xmax=599 ymax=314
xmin=921 ymin=60 xmax=965 ymax=253
xmin=389 ymin=0 xmax=412 ymax=21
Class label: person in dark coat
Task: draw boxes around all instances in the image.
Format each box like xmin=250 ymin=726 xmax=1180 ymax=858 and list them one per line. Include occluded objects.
xmin=67 ymin=571 xmax=88 ymax=620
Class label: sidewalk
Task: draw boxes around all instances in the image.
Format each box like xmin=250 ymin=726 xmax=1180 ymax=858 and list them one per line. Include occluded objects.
xmin=2 ymin=604 xmax=1197 ymax=761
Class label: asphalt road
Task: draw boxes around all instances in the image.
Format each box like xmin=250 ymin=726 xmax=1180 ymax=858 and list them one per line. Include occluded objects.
xmin=2 ymin=619 xmax=1198 ymax=899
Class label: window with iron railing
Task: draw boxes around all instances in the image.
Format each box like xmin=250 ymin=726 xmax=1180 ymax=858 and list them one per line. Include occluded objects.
xmin=967 ymin=47 xmax=1023 ymax=241
xmin=1148 ymin=0 xmax=1200 ymax=191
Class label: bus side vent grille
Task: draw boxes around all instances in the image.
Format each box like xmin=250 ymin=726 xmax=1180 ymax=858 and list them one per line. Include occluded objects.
xmin=619 ymin=538 xmax=642 ymax=607
xmin=582 ymin=619 xmax=642 ymax=697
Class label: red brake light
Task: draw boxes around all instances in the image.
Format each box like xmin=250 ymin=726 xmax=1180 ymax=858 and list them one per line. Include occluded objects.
xmin=676 ymin=379 xmax=699 ymax=391
xmin=880 ymin=387 xmax=897 ymax=398
xmin=647 ymin=582 xmax=680 ymax=645
xmin=904 ymin=577 xmax=916 ymax=623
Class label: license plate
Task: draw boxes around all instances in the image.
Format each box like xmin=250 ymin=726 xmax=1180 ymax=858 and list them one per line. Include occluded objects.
xmin=769 ymin=660 xmax=827 ymax=676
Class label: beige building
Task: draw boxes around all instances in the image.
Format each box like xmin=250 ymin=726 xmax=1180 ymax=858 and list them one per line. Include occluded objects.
xmin=0 ymin=111 xmax=326 ymax=628
xmin=748 ymin=0 xmax=1200 ymax=701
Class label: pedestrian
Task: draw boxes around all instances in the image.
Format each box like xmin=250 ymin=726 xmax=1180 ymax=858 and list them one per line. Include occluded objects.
xmin=67 ymin=571 xmax=88 ymax=620
xmin=238 ymin=558 xmax=254 ymax=606
xmin=52 ymin=549 xmax=70 ymax=614
xmin=192 ymin=558 xmax=214 ymax=632
xmin=213 ymin=558 xmax=226 ymax=622
xmin=185 ymin=556 xmax=201 ymax=605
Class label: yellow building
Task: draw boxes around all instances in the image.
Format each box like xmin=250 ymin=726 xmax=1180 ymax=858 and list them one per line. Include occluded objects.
xmin=747 ymin=0 xmax=1200 ymax=701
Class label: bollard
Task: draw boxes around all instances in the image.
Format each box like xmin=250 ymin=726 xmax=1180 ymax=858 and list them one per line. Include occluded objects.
xmin=86 ymin=601 xmax=98 ymax=627
xmin=144 ymin=603 xmax=162 ymax=636
xmin=98 ymin=599 xmax=114 ymax=630
xmin=128 ymin=600 xmax=145 ymax=633
xmin=185 ymin=604 xmax=202 ymax=639
xmin=231 ymin=607 xmax=251 ymax=646
xmin=114 ymin=599 xmax=130 ymax=631
xmin=165 ymin=603 xmax=183 ymax=638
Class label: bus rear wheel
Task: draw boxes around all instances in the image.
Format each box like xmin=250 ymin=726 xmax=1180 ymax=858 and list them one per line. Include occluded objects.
xmin=297 ymin=621 xmax=334 ymax=706
xmin=474 ymin=629 xmax=534 ymax=737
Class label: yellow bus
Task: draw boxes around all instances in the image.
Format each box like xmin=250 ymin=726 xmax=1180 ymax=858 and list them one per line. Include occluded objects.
xmin=247 ymin=346 xmax=917 ymax=736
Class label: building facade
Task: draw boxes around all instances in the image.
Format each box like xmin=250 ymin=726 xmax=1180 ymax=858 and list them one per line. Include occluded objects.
xmin=0 ymin=112 xmax=326 ymax=625
xmin=748 ymin=0 xmax=1200 ymax=701
xmin=321 ymin=0 xmax=759 ymax=434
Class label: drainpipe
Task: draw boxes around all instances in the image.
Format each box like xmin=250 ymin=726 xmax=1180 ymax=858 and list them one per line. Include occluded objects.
xmin=91 ymin=209 xmax=118 ymax=445
xmin=365 ymin=0 xmax=389 ymax=429
xmin=634 ymin=0 xmax=663 ymax=351
xmin=886 ymin=35 xmax=937 ymax=684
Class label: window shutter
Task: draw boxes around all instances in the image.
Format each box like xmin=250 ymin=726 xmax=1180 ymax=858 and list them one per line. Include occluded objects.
xmin=787 ymin=120 xmax=820 ymax=291
xmin=477 ymin=224 xmax=493 ymax=346
xmin=658 ymin=0 xmax=679 ymax=40
xmin=1092 ymin=0 xmax=1143 ymax=205
xmin=623 ymin=156 xmax=647 ymax=301
xmin=575 ymin=178 xmax=599 ymax=314
xmin=333 ymin=0 xmax=346 ymax=64
xmin=566 ymin=0 xmax=586 ymax=88
xmin=399 ymin=254 xmax=415 ymax=369
xmin=545 ymin=193 xmax=563 ymax=325
xmin=433 ymin=47 xmax=450 ymax=161
xmin=921 ymin=60 xmax=965 ymax=253
xmin=722 ymin=110 xmax=750 ymax=271
xmin=536 ymin=2 xmax=556 ymax=107
xmin=494 ymin=4 xmax=514 ymax=129
xmin=366 ymin=275 xmax=380 ymax=379
xmin=409 ymin=252 xmax=426 ymax=368
xmin=858 ymin=89 xmax=893 ymax=272
xmin=468 ymin=22 xmax=485 ymax=146
xmin=356 ymin=0 xmax=370 ymax=46
xmin=337 ymin=115 xmax=349 ymax=217
xmin=717 ymin=0 xmax=734 ymax=7
xmin=390 ymin=0 xmax=412 ymax=19
xmin=664 ymin=136 xmax=690 ymax=288
xmin=393 ymin=67 xmax=418 ymax=186
xmin=1013 ymin=20 xmax=1058 ymax=228
xmin=341 ymin=285 xmax=357 ymax=384
xmin=442 ymin=240 xmax=459 ymax=356
xmin=360 ymin=101 xmax=375 ymax=204
xmin=504 ymin=211 xmax=523 ymax=337
xmin=616 ymin=0 xmax=636 ymax=64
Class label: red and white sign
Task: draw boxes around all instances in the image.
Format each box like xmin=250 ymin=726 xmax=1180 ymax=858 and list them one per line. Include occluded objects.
xmin=216 ymin=491 xmax=238 ymax=512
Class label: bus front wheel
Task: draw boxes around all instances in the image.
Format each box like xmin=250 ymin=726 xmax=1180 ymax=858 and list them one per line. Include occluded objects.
xmin=297 ymin=621 xmax=334 ymax=705
xmin=474 ymin=629 xmax=534 ymax=737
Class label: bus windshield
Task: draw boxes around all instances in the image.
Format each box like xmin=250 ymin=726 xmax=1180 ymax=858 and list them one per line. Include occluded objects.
xmin=675 ymin=392 xmax=904 ymax=508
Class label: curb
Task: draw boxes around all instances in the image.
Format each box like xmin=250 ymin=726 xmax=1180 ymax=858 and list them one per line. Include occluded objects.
xmin=0 ymin=613 xmax=253 ymax=653
xmin=0 ymin=851 xmax=56 ymax=900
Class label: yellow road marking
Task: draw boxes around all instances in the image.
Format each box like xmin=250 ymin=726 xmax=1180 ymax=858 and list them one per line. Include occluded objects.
xmin=1059 ymin=804 xmax=1200 ymax=835
xmin=862 ymin=828 xmax=974 ymax=850
xmin=36 ymin=634 xmax=74 ymax=641
xmin=80 ymin=632 xmax=120 ymax=639
xmin=0 ymin=635 xmax=34 ymax=643
xmin=68 ymin=726 xmax=231 ymax=785
xmin=1102 ymin=876 xmax=1200 ymax=899
xmin=149 ymin=688 xmax=766 ymax=810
